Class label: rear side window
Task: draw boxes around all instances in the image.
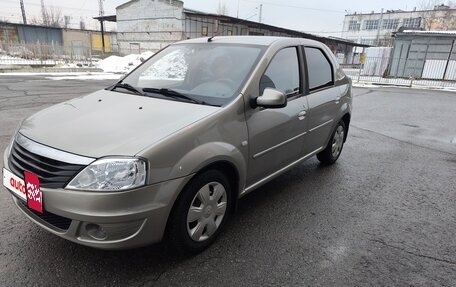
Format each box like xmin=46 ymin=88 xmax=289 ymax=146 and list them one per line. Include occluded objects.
xmin=305 ymin=47 xmax=334 ymax=91
xmin=260 ymin=47 xmax=300 ymax=96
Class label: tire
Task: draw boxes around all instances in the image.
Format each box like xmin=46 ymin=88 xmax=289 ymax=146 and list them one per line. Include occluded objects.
xmin=166 ymin=169 xmax=232 ymax=254
xmin=317 ymin=120 xmax=346 ymax=165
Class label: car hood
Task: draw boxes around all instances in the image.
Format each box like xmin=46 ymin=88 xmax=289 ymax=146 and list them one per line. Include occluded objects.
xmin=19 ymin=90 xmax=219 ymax=158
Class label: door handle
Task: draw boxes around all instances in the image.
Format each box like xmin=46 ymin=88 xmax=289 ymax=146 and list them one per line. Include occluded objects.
xmin=298 ymin=110 xmax=306 ymax=120
xmin=335 ymin=96 xmax=341 ymax=103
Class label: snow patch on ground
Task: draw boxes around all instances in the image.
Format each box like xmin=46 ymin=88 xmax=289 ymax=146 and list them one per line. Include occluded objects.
xmin=96 ymin=51 xmax=154 ymax=73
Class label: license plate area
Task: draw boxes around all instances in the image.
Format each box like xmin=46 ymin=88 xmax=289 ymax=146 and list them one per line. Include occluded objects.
xmin=3 ymin=168 xmax=43 ymax=213
xmin=3 ymin=168 xmax=26 ymax=201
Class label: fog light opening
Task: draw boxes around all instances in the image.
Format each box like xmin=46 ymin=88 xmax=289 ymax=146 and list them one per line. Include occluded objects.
xmin=86 ymin=223 xmax=108 ymax=240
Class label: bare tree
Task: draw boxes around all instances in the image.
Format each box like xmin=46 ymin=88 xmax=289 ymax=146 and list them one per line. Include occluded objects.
xmin=216 ymin=0 xmax=229 ymax=15
xmin=31 ymin=2 xmax=63 ymax=27
xmin=447 ymin=0 xmax=456 ymax=7
xmin=418 ymin=0 xmax=440 ymax=30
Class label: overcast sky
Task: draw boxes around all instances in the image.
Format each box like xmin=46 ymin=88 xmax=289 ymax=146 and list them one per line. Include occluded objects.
xmin=1 ymin=0 xmax=425 ymax=36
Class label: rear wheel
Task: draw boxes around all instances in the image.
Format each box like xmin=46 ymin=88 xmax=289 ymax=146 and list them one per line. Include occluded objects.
xmin=317 ymin=120 xmax=346 ymax=165
xmin=167 ymin=170 xmax=232 ymax=253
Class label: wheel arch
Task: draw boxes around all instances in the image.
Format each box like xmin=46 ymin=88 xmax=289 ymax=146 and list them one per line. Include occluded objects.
xmin=341 ymin=113 xmax=351 ymax=142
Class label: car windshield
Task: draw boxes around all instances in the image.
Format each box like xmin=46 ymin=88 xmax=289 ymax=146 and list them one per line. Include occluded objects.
xmin=120 ymin=43 xmax=265 ymax=106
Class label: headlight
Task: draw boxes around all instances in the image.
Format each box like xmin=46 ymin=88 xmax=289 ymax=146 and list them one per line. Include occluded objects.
xmin=66 ymin=158 xmax=147 ymax=191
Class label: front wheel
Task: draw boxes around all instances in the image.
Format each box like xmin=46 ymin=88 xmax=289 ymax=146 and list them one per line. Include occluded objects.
xmin=166 ymin=170 xmax=232 ymax=254
xmin=317 ymin=120 xmax=346 ymax=165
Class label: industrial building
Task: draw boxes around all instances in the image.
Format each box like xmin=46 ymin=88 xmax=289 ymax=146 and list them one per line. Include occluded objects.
xmin=389 ymin=30 xmax=456 ymax=80
xmin=342 ymin=5 xmax=456 ymax=47
xmin=0 ymin=22 xmax=117 ymax=60
xmin=114 ymin=0 xmax=368 ymax=63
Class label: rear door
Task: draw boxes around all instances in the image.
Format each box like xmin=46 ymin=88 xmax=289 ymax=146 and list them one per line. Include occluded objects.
xmin=303 ymin=46 xmax=341 ymax=154
xmin=245 ymin=47 xmax=308 ymax=187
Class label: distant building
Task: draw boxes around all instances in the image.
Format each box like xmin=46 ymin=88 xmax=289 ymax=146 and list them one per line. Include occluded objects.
xmin=0 ymin=22 xmax=117 ymax=60
xmin=0 ymin=22 xmax=117 ymax=51
xmin=389 ymin=30 xmax=456 ymax=80
xmin=342 ymin=5 xmax=456 ymax=47
xmin=115 ymin=0 xmax=368 ymax=63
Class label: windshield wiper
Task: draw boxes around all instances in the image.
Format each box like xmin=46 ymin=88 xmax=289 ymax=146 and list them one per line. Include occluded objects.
xmin=112 ymin=82 xmax=145 ymax=96
xmin=143 ymin=88 xmax=217 ymax=106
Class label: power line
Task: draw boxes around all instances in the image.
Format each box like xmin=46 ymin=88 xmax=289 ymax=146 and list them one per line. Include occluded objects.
xmin=241 ymin=0 xmax=346 ymax=14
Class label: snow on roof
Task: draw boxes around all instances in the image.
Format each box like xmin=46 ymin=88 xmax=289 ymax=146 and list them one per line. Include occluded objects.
xmin=402 ymin=30 xmax=456 ymax=35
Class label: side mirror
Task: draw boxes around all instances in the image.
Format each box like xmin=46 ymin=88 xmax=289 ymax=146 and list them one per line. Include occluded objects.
xmin=254 ymin=88 xmax=287 ymax=109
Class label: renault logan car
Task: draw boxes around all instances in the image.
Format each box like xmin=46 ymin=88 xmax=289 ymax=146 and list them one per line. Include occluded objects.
xmin=2 ymin=36 xmax=352 ymax=253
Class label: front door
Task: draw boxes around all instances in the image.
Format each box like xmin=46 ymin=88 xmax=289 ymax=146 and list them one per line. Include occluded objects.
xmin=245 ymin=47 xmax=309 ymax=187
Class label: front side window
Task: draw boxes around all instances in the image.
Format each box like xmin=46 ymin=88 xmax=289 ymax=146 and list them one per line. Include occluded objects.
xmin=305 ymin=47 xmax=334 ymax=91
xmin=260 ymin=47 xmax=300 ymax=96
xmin=122 ymin=43 xmax=264 ymax=106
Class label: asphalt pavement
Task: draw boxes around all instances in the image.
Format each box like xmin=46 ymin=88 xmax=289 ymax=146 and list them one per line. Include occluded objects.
xmin=0 ymin=75 xmax=455 ymax=287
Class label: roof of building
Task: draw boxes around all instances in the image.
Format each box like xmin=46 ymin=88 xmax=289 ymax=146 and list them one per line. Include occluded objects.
xmin=345 ymin=7 xmax=456 ymax=17
xmin=183 ymin=9 xmax=369 ymax=47
xmin=116 ymin=0 xmax=183 ymax=10
xmin=0 ymin=21 xmax=115 ymax=34
xmin=93 ymin=15 xmax=117 ymax=22
xmin=179 ymin=36 xmax=324 ymax=46
xmin=397 ymin=30 xmax=456 ymax=36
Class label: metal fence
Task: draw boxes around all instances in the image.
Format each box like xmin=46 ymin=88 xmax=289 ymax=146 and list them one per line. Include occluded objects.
xmin=0 ymin=42 xmax=96 ymax=66
xmin=343 ymin=56 xmax=456 ymax=89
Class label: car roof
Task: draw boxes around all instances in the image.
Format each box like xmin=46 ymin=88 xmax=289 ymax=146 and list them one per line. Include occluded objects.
xmin=175 ymin=36 xmax=324 ymax=47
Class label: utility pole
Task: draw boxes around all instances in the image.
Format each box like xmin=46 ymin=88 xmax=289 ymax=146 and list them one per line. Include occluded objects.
xmin=98 ymin=0 xmax=105 ymax=54
xmin=41 ymin=0 xmax=46 ymax=22
xmin=259 ymin=4 xmax=263 ymax=23
xmin=20 ymin=0 xmax=27 ymax=24
xmin=375 ymin=8 xmax=384 ymax=46
xmin=237 ymin=0 xmax=240 ymax=18
xmin=98 ymin=0 xmax=104 ymax=17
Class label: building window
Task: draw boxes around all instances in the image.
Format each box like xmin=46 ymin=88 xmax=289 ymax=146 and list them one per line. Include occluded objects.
xmin=249 ymin=31 xmax=264 ymax=36
xmin=382 ymin=19 xmax=399 ymax=30
xmin=403 ymin=17 xmax=421 ymax=28
xmin=227 ymin=29 xmax=232 ymax=36
xmin=360 ymin=38 xmax=375 ymax=45
xmin=348 ymin=20 xmax=361 ymax=31
xmin=364 ymin=20 xmax=379 ymax=30
xmin=202 ymin=26 xmax=208 ymax=36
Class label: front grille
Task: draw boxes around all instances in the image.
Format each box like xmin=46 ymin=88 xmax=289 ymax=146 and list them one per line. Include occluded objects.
xmin=8 ymin=141 xmax=85 ymax=189
xmin=19 ymin=200 xmax=72 ymax=231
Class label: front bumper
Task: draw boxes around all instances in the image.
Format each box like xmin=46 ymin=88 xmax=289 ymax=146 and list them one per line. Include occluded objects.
xmin=4 ymin=151 xmax=192 ymax=250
